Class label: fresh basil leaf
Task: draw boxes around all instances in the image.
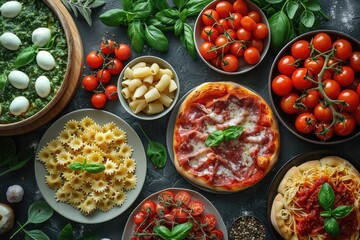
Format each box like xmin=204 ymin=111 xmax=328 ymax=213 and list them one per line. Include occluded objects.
xmin=180 ymin=23 xmax=196 ymax=58
xmin=147 ymin=18 xmax=174 ymax=31
xmin=28 ymin=201 xmax=54 ymax=224
xmin=320 ymin=210 xmax=332 ymax=218
xmin=43 ymin=35 xmax=57 ymax=49
xmin=306 ymin=0 xmax=321 ymax=11
xmin=174 ymin=0 xmax=188 ymax=11
xmin=0 ymin=72 xmax=7 ymax=93
xmin=0 ymin=137 xmax=16 ymax=167
xmin=174 ymin=19 xmax=184 ymax=37
xmin=185 ymin=0 xmax=212 ymax=16
xmin=318 ymin=183 xmax=335 ymax=211
xmin=180 ymin=9 xmax=188 ymax=22
xmin=151 ymin=0 xmax=171 ymax=11
xmin=265 ymin=0 xmax=283 ymax=3
xmin=133 ymin=1 xmax=153 ymax=20
xmin=324 ymin=217 xmax=339 ymax=238
xmin=83 ymin=163 xmax=105 ymax=174
xmin=266 ymin=6 xmax=276 ymax=16
xmin=300 ymin=10 xmax=315 ymax=28
xmin=205 ymin=130 xmax=224 ymax=147
xmin=223 ymin=126 xmax=243 ymax=140
xmin=121 ymin=0 xmax=133 ymax=11
xmin=331 ymin=206 xmax=354 ymax=218
xmin=155 ymin=9 xmax=179 ymax=25
xmin=99 ymin=9 xmax=134 ymax=26
xmin=128 ymin=20 xmax=145 ymax=53
xmin=15 ymin=46 xmax=37 ymax=69
xmin=154 ymin=225 xmax=171 ymax=239
xmin=171 ymin=222 xmax=193 ymax=239
xmin=58 ymin=223 xmax=74 ymax=240
xmin=68 ymin=162 xmax=84 ymax=171
xmin=144 ymin=25 xmax=169 ymax=52
xmin=268 ymin=11 xmax=291 ymax=53
xmin=286 ymin=0 xmax=299 ymax=19
xmin=24 ymin=229 xmax=50 ymax=240
xmin=147 ymin=141 xmax=167 ymax=169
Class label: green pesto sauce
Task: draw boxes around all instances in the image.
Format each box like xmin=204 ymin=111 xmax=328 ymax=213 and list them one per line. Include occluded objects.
xmin=0 ymin=0 xmax=68 ymax=123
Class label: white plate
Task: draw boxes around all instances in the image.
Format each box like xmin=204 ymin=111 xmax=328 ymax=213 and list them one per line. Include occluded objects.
xmin=34 ymin=109 xmax=146 ymax=224
xmin=122 ymin=188 xmax=228 ymax=239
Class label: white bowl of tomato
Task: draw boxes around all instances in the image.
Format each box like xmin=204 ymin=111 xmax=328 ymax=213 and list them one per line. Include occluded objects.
xmin=269 ymin=30 xmax=360 ymax=144
xmin=194 ymin=0 xmax=270 ymax=74
xmin=121 ymin=188 xmax=227 ymax=239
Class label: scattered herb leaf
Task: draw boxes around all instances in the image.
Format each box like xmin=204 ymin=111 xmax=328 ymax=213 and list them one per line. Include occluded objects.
xmin=58 ymin=223 xmax=74 ymax=240
xmin=68 ymin=159 xmax=105 ymax=173
xmin=61 ymin=0 xmax=105 ymax=26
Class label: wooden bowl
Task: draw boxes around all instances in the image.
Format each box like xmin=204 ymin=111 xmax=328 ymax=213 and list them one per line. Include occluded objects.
xmin=0 ymin=0 xmax=83 ymax=136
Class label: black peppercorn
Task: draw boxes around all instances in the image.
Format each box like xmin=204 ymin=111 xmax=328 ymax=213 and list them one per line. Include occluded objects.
xmin=229 ymin=216 xmax=266 ymax=240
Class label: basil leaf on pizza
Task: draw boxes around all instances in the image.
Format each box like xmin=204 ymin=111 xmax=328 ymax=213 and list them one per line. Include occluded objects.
xmin=223 ymin=126 xmax=243 ymax=140
xmin=205 ymin=130 xmax=224 ymax=147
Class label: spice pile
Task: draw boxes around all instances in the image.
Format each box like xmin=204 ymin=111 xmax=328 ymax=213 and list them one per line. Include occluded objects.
xmin=229 ymin=216 xmax=265 ymax=240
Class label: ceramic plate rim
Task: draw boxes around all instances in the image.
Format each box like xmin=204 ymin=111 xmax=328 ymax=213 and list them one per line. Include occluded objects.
xmin=34 ymin=109 xmax=146 ymax=224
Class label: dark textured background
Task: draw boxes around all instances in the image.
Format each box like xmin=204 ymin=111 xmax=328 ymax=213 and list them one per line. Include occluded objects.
xmin=1 ymin=0 xmax=360 ymax=239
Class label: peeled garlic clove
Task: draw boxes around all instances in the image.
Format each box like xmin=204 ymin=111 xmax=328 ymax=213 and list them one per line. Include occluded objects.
xmin=8 ymin=70 xmax=29 ymax=89
xmin=9 ymin=96 xmax=29 ymax=116
xmin=0 ymin=32 xmax=21 ymax=51
xmin=35 ymin=76 xmax=51 ymax=98
xmin=0 ymin=1 xmax=22 ymax=18
xmin=32 ymin=27 xmax=51 ymax=47
xmin=36 ymin=50 xmax=55 ymax=71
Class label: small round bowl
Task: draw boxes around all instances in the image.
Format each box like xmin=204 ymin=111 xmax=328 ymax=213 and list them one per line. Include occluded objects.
xmin=268 ymin=30 xmax=360 ymax=144
xmin=194 ymin=0 xmax=270 ymax=75
xmin=117 ymin=56 xmax=180 ymax=120
xmin=229 ymin=215 xmax=266 ymax=240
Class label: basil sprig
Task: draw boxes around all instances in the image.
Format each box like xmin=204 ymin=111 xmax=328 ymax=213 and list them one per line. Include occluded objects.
xmin=154 ymin=222 xmax=193 ymax=240
xmin=318 ymin=182 xmax=354 ymax=238
xmin=68 ymin=159 xmax=105 ymax=174
xmin=205 ymin=126 xmax=243 ymax=147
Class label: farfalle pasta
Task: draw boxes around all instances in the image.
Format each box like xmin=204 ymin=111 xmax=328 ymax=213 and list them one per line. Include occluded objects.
xmin=37 ymin=117 xmax=137 ymax=215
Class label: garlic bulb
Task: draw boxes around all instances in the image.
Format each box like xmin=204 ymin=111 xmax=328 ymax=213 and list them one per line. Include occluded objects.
xmin=0 ymin=1 xmax=22 ymax=18
xmin=32 ymin=27 xmax=51 ymax=47
xmin=0 ymin=32 xmax=21 ymax=51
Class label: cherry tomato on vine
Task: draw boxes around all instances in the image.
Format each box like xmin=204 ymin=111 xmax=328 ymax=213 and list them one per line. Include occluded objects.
xmin=105 ymin=85 xmax=118 ymax=101
xmin=334 ymin=66 xmax=355 ymax=87
xmin=141 ymin=200 xmax=157 ymax=217
xmin=301 ymin=90 xmax=319 ymax=109
xmin=107 ymin=58 xmax=123 ymax=75
xmin=175 ymin=208 xmax=189 ymax=223
xmin=236 ymin=27 xmax=252 ymax=41
xmin=233 ymin=0 xmax=248 ymax=16
xmin=215 ymin=35 xmax=230 ymax=53
xmin=201 ymin=214 xmax=217 ymax=230
xmin=175 ymin=191 xmax=191 ymax=205
xmin=158 ymin=190 xmax=175 ymax=203
xmin=333 ymin=39 xmax=352 ymax=60
xmin=277 ymin=55 xmax=297 ymax=76
xmin=226 ymin=29 xmax=237 ymax=40
xmin=215 ymin=19 xmax=230 ymax=33
xmin=304 ymin=56 xmax=324 ymax=75
xmin=201 ymin=26 xmax=219 ymax=42
xmin=322 ymin=79 xmax=341 ymax=100
xmin=100 ymin=39 xmax=116 ymax=55
xmin=271 ymin=75 xmax=292 ymax=97
xmin=86 ymin=51 xmax=103 ymax=68
xmin=314 ymin=103 xmax=333 ymax=122
xmin=248 ymin=10 xmax=261 ymax=23
xmin=295 ymin=112 xmax=317 ymax=134
xmin=240 ymin=16 xmax=256 ymax=31
xmin=349 ymin=52 xmax=360 ymax=72
xmin=326 ymin=58 xmax=339 ymax=75
xmin=316 ymin=69 xmax=332 ymax=82
xmin=244 ymin=47 xmax=260 ymax=65
xmin=334 ymin=113 xmax=355 ymax=136
xmin=115 ymin=43 xmax=131 ymax=61
xmin=96 ymin=69 xmax=111 ymax=83
xmin=215 ymin=1 xmax=233 ymax=18
xmin=337 ymin=89 xmax=359 ymax=112
xmin=315 ymin=122 xmax=334 ymax=141
xmin=82 ymin=75 xmax=98 ymax=91
xmin=230 ymin=42 xmax=245 ymax=57
xmin=248 ymin=38 xmax=263 ymax=52
xmin=200 ymin=42 xmax=218 ymax=60
xmin=312 ymin=33 xmax=332 ymax=52
xmin=91 ymin=93 xmax=107 ymax=109
xmin=280 ymin=93 xmax=299 ymax=114
xmin=221 ymin=54 xmax=239 ymax=72
xmin=188 ymin=200 xmax=205 ymax=216
xmin=211 ymin=229 xmax=225 ymax=240
xmin=291 ymin=40 xmax=311 ymax=60
xmin=133 ymin=212 xmax=147 ymax=226
xmin=227 ymin=12 xmax=242 ymax=29
xmin=252 ymin=23 xmax=268 ymax=39
xmin=201 ymin=9 xmax=219 ymax=26
xmin=211 ymin=56 xmax=222 ymax=67
xmin=291 ymin=68 xmax=313 ymax=90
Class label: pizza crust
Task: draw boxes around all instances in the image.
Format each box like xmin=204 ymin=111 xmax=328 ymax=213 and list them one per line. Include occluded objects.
xmin=173 ymin=82 xmax=280 ymax=192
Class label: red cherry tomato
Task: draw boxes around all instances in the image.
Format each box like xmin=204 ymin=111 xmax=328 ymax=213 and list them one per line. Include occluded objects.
xmin=86 ymin=51 xmax=104 ymax=69
xmin=315 ymin=122 xmax=334 ymax=141
xmin=200 ymin=42 xmax=218 ymax=60
xmin=304 ymin=56 xmax=324 ymax=75
xmin=333 ymin=39 xmax=352 ymax=60
xmin=141 ymin=200 xmax=157 ymax=217
xmin=230 ymin=42 xmax=245 ymax=57
xmin=301 ymin=90 xmax=319 ymax=109
xmin=337 ymin=89 xmax=360 ymax=112
xmin=291 ymin=40 xmax=311 ymax=60
xmin=244 ymin=47 xmax=260 ymax=65
xmin=174 ymin=191 xmax=191 ymax=205
xmin=158 ymin=190 xmax=175 ymax=203
xmin=352 ymin=104 xmax=360 ymax=125
xmin=334 ymin=66 xmax=355 ymax=87
xmin=236 ymin=27 xmax=252 ymax=41
xmin=211 ymin=56 xmax=222 ymax=67
xmin=252 ymin=23 xmax=268 ymax=39
xmin=291 ymin=68 xmax=313 ymax=90
xmin=248 ymin=10 xmax=261 ymax=23
xmin=105 ymin=85 xmax=118 ymax=101
xmin=215 ymin=35 xmax=230 ymax=53
xmin=326 ymin=58 xmax=339 ymax=75
xmin=82 ymin=75 xmax=98 ymax=91
xmin=156 ymin=202 xmax=169 ymax=216
xmin=215 ymin=1 xmax=233 ymax=18
xmin=277 ymin=55 xmax=298 ymax=76
xmin=201 ymin=9 xmax=220 ymax=26
xmin=215 ymin=18 xmax=230 ymax=33
xmin=314 ymin=103 xmax=333 ymax=122
xmin=96 ymin=69 xmax=111 ymax=83
xmin=227 ymin=13 xmax=242 ymax=29
xmin=221 ymin=54 xmax=239 ymax=72
xmin=271 ymin=75 xmax=293 ymax=97
xmin=322 ymin=79 xmax=341 ymax=100
xmin=188 ymin=200 xmax=204 ymax=216
xmin=248 ymin=38 xmax=263 ymax=52
xmin=295 ymin=112 xmax=316 ymax=134
xmin=211 ymin=229 xmax=225 ymax=240
xmin=312 ymin=33 xmax=332 ymax=52
xmin=280 ymin=93 xmax=299 ymax=114
xmin=334 ymin=113 xmax=355 ymax=136
xmin=226 ymin=29 xmax=237 ymax=40
xmin=240 ymin=16 xmax=256 ymax=31
xmin=175 ymin=208 xmax=189 ymax=223
xmin=201 ymin=26 xmax=219 ymax=42
xmin=233 ymin=0 xmax=248 ymax=16
xmin=201 ymin=213 xmax=217 ymax=230
xmin=91 ymin=93 xmax=107 ymax=109
xmin=316 ymin=69 xmax=332 ymax=82
xmin=133 ymin=212 xmax=147 ymax=226
xmin=350 ymin=52 xmax=360 ymax=72
xmin=107 ymin=58 xmax=123 ymax=75
xmin=100 ymin=39 xmax=116 ymax=55
xmin=115 ymin=43 xmax=131 ymax=61
xmin=357 ymin=83 xmax=360 ymax=96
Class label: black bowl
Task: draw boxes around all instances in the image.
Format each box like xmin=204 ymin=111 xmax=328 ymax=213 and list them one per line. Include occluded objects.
xmin=268 ymin=30 xmax=360 ymax=144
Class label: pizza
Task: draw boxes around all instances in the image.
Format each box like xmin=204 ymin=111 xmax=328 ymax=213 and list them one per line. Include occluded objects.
xmin=172 ymin=82 xmax=280 ymax=192
xmin=271 ymin=156 xmax=360 ymax=240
